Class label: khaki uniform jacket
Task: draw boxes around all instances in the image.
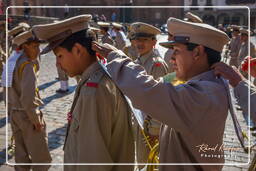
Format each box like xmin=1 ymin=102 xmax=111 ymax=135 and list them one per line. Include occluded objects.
xmin=102 ymin=33 xmax=115 ymax=46
xmin=64 ymin=62 xmax=135 ymax=171
xmin=229 ymin=36 xmax=241 ymax=67
xmin=106 ymin=50 xmax=229 ymax=171
xmin=135 ymin=49 xmax=168 ymax=79
xmin=9 ymin=54 xmax=51 ymax=166
xmin=9 ymin=55 xmax=43 ymax=125
xmin=229 ymin=36 xmax=241 ymax=58
xmin=114 ymin=31 xmax=126 ymax=50
xmin=238 ymin=41 xmax=256 ymax=65
xmin=234 ymin=80 xmax=256 ymax=123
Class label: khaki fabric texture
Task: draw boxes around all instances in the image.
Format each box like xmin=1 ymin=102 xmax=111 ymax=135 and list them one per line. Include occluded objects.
xmin=64 ymin=62 xmax=135 ymax=171
xmin=106 ymin=50 xmax=229 ymax=171
xmin=229 ymin=36 xmax=241 ymax=67
xmin=8 ymin=54 xmax=52 ymax=170
xmin=130 ymin=22 xmax=161 ymax=36
xmin=101 ymin=34 xmax=115 ymax=46
xmin=185 ymin=12 xmax=203 ymax=23
xmin=238 ymin=41 xmax=256 ymax=65
xmin=165 ymin=17 xmax=229 ymax=52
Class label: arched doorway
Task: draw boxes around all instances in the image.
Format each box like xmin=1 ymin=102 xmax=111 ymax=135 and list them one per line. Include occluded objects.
xmin=217 ymin=13 xmax=230 ymax=26
xmin=202 ymin=14 xmax=215 ymax=26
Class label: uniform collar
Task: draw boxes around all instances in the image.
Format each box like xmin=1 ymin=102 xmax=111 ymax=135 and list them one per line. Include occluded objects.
xmin=138 ymin=49 xmax=155 ymax=65
xmin=188 ymin=70 xmax=217 ymax=82
xmin=80 ymin=61 xmax=102 ymax=81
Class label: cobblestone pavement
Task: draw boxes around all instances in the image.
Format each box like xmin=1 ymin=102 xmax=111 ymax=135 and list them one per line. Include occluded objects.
xmin=0 ymin=36 xmax=255 ymax=171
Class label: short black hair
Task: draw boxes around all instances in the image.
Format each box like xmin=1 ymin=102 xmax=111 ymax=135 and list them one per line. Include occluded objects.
xmin=100 ymin=27 xmax=109 ymax=33
xmin=59 ymin=28 xmax=96 ymax=56
xmin=185 ymin=43 xmax=221 ymax=67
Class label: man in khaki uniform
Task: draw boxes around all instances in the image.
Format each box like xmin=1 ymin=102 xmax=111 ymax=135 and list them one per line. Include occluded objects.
xmin=33 ymin=15 xmax=135 ymax=171
xmin=93 ymin=17 xmax=231 ymax=171
xmin=112 ymin=22 xmax=126 ymax=50
xmin=228 ymin=25 xmax=241 ymax=67
xmin=5 ymin=30 xmax=52 ymax=170
xmin=238 ymin=28 xmax=256 ymax=65
xmin=130 ymin=22 xmax=168 ymax=168
xmin=97 ymin=21 xmax=115 ymax=46
xmin=131 ymin=22 xmax=168 ymax=79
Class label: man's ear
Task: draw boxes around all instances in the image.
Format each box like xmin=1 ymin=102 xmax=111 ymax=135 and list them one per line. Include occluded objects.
xmin=193 ymin=45 xmax=205 ymax=60
xmin=152 ymin=39 xmax=157 ymax=46
xmin=72 ymin=43 xmax=83 ymax=57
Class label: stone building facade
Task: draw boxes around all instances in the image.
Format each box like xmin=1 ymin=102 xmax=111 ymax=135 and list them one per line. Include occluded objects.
xmin=4 ymin=0 xmax=184 ymax=25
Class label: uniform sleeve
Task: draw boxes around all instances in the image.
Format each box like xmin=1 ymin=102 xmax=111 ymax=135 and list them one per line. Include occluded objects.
xmin=151 ymin=61 xmax=169 ymax=79
xmin=20 ymin=63 xmax=41 ymax=125
xmin=73 ymin=82 xmax=115 ymax=171
xmin=234 ymin=80 xmax=256 ymax=123
xmin=106 ymin=50 xmax=226 ymax=134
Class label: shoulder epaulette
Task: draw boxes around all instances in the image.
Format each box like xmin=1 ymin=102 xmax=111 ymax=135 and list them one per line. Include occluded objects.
xmin=85 ymin=82 xmax=98 ymax=88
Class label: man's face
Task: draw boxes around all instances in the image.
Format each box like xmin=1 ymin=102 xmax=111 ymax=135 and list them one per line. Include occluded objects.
xmin=53 ymin=46 xmax=81 ymax=77
xmin=23 ymin=41 xmax=40 ymax=60
xmin=232 ymin=30 xmax=239 ymax=37
xmin=171 ymin=43 xmax=195 ymax=81
xmin=240 ymin=34 xmax=248 ymax=42
xmin=53 ymin=43 xmax=94 ymax=77
xmin=134 ymin=37 xmax=156 ymax=56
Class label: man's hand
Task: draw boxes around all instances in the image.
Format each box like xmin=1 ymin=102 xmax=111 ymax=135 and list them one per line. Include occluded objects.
xmin=33 ymin=111 xmax=45 ymax=132
xmin=91 ymin=41 xmax=118 ymax=58
xmin=211 ymin=62 xmax=245 ymax=87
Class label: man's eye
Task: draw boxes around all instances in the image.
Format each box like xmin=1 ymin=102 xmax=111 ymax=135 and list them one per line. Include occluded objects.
xmin=58 ymin=55 xmax=62 ymax=58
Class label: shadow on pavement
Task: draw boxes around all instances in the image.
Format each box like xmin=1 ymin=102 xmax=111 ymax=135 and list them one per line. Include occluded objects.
xmin=48 ymin=124 xmax=67 ymax=151
xmin=0 ymin=117 xmax=7 ymax=129
xmin=42 ymin=85 xmax=76 ymax=107
xmin=38 ymin=80 xmax=58 ymax=90
xmin=0 ymin=147 xmax=14 ymax=165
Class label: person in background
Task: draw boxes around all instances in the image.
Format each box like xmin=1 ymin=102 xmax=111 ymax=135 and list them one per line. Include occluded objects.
xmin=112 ymin=22 xmax=126 ymax=50
xmin=4 ymin=30 xmax=52 ymax=171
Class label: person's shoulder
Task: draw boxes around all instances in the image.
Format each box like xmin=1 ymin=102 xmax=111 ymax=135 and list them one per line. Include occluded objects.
xmin=15 ymin=55 xmax=30 ymax=69
xmin=80 ymin=69 xmax=115 ymax=96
